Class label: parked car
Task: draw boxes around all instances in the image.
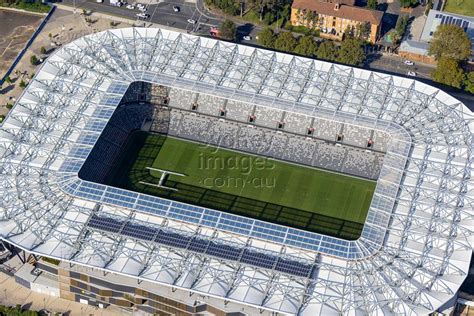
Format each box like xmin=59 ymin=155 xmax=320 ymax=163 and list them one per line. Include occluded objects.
xmin=187 ymin=19 xmax=196 ymax=24
xmin=136 ymin=3 xmax=145 ymax=9
xmin=136 ymin=12 xmax=150 ymax=19
xmin=110 ymin=0 xmax=123 ymax=6
xmin=407 ymin=71 xmax=417 ymax=77
xmin=404 ymin=60 xmax=414 ymax=66
xmin=172 ymin=5 xmax=180 ymax=12
xmin=96 ymin=0 xmax=103 ymax=3
xmin=126 ymin=4 xmax=135 ymax=9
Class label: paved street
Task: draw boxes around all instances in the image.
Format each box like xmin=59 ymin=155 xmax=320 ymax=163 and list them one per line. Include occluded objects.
xmin=61 ymin=0 xmax=223 ymax=37
xmin=366 ymin=53 xmax=435 ymax=79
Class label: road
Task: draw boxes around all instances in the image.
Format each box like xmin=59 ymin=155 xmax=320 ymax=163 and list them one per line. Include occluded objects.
xmin=60 ymin=0 xmax=437 ymax=79
xmin=62 ymin=0 xmax=256 ymax=39
xmin=366 ymin=53 xmax=435 ymax=79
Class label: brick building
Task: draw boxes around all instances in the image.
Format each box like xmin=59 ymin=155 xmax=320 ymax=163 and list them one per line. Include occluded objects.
xmin=290 ymin=0 xmax=384 ymax=43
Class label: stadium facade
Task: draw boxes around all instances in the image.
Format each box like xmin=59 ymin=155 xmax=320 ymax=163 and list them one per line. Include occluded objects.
xmin=0 ymin=27 xmax=473 ymax=315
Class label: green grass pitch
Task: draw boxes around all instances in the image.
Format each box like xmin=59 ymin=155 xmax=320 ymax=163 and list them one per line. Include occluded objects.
xmin=108 ymin=132 xmax=376 ymax=239
xmin=151 ymin=137 xmax=375 ymax=224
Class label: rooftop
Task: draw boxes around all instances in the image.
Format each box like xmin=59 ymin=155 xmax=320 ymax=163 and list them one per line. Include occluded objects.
xmin=399 ymin=39 xmax=431 ymax=55
xmin=421 ymin=9 xmax=474 ymax=43
xmin=292 ymin=0 xmax=384 ymax=25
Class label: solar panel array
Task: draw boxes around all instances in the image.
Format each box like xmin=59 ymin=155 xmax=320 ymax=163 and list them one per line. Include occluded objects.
xmin=87 ymin=214 xmax=314 ymax=278
xmin=434 ymin=13 xmax=471 ymax=31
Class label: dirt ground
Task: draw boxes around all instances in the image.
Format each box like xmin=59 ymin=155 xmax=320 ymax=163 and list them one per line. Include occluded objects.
xmin=0 ymin=9 xmax=43 ymax=79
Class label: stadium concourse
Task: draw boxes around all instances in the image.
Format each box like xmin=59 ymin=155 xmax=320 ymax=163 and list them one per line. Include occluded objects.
xmin=0 ymin=27 xmax=472 ymax=315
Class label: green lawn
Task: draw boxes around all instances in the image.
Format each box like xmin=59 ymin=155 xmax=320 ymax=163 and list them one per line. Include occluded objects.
xmin=444 ymin=0 xmax=474 ymax=17
xmin=151 ymin=136 xmax=375 ymax=224
xmin=0 ymin=1 xmax=50 ymax=13
xmin=108 ymin=132 xmax=376 ymax=239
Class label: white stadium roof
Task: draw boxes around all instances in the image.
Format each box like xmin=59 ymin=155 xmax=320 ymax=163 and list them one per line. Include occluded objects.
xmin=0 ymin=27 xmax=473 ymax=315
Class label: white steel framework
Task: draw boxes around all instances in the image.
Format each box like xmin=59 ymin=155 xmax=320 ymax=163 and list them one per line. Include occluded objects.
xmin=0 ymin=28 xmax=473 ymax=315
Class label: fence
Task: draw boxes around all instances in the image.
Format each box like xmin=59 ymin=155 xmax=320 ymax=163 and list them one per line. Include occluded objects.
xmin=0 ymin=5 xmax=56 ymax=86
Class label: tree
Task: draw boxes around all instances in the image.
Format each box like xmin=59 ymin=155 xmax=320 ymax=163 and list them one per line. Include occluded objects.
xmin=30 ymin=54 xmax=38 ymax=65
xmin=337 ymin=38 xmax=365 ymax=66
xmin=0 ymin=303 xmax=41 ymax=315
xmin=274 ymin=32 xmax=297 ymax=52
xmin=428 ymin=24 xmax=471 ymax=61
xmin=295 ymin=8 xmax=303 ymax=24
xmin=205 ymin=0 xmax=239 ymax=15
xmin=310 ymin=12 xmax=318 ymax=28
xmin=316 ymin=41 xmax=338 ymax=61
xmin=431 ymin=57 xmax=465 ymax=88
xmin=219 ymin=20 xmax=236 ymax=41
xmin=389 ymin=15 xmax=409 ymax=44
xmin=280 ymin=4 xmax=291 ymax=23
xmin=395 ymin=15 xmax=409 ymax=37
xmin=257 ymin=28 xmax=275 ymax=48
xmin=294 ymin=36 xmax=318 ymax=57
xmin=263 ymin=11 xmax=275 ymax=25
xmin=343 ymin=25 xmax=353 ymax=39
xmin=367 ymin=0 xmax=377 ymax=9
xmin=19 ymin=80 xmax=27 ymax=89
xmin=40 ymin=46 xmax=47 ymax=54
xmin=249 ymin=0 xmax=275 ymax=21
xmin=4 ymin=76 xmax=11 ymax=84
xmin=400 ymin=0 xmax=417 ymax=8
xmin=304 ymin=10 xmax=318 ymax=28
xmin=463 ymin=71 xmax=474 ymax=94
xmin=425 ymin=0 xmax=433 ymax=16
xmin=357 ymin=22 xmax=371 ymax=40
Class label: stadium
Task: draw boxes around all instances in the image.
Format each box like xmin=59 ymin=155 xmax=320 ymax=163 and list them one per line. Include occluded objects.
xmin=0 ymin=27 xmax=473 ymax=315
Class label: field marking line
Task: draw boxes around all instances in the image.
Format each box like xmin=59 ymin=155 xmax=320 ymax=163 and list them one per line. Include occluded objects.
xmin=146 ymin=166 xmax=185 ymax=177
xmin=139 ymin=180 xmax=179 ymax=191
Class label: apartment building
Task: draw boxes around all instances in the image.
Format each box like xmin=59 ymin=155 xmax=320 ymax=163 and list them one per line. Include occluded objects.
xmin=290 ymin=0 xmax=384 ymax=43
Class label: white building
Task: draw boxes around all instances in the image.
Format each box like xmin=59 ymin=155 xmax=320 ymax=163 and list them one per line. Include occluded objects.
xmin=400 ymin=9 xmax=474 ymax=63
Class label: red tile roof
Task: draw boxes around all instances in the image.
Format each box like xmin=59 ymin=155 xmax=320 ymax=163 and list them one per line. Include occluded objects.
xmin=321 ymin=0 xmax=356 ymax=5
xmin=292 ymin=0 xmax=384 ymax=25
